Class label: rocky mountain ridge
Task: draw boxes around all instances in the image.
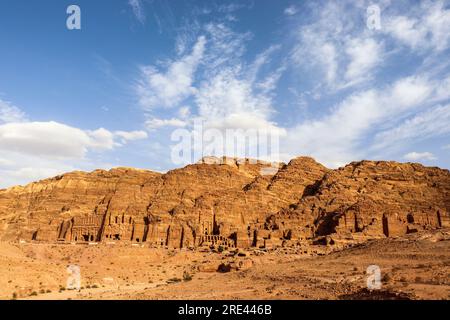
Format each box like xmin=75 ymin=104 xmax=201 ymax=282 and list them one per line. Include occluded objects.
xmin=0 ymin=156 xmax=449 ymax=249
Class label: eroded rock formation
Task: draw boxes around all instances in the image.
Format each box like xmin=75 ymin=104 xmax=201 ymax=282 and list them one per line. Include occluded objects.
xmin=0 ymin=156 xmax=449 ymax=248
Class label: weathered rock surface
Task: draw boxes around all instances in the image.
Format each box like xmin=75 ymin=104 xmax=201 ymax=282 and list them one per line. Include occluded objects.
xmin=271 ymin=161 xmax=450 ymax=242
xmin=0 ymin=157 xmax=449 ymax=248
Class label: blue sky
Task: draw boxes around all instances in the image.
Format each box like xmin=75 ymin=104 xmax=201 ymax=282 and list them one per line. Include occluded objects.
xmin=1 ymin=0 xmax=450 ymax=187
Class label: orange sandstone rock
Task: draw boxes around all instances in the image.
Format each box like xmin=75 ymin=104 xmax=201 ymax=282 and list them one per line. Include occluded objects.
xmin=0 ymin=157 xmax=449 ymax=249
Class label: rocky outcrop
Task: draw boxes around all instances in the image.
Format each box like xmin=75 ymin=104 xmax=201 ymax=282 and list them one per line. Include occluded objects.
xmin=0 ymin=157 xmax=449 ymax=249
xmin=270 ymin=161 xmax=450 ymax=242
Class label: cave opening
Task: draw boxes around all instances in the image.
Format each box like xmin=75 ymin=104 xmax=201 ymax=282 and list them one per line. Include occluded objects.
xmin=437 ymin=211 xmax=442 ymax=227
xmin=382 ymin=214 xmax=389 ymax=237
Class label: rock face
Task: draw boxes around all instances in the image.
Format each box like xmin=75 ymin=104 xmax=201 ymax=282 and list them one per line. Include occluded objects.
xmin=0 ymin=157 xmax=449 ymax=248
xmin=272 ymin=161 xmax=450 ymax=242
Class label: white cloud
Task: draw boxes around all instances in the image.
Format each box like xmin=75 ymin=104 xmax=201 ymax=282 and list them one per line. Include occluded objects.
xmin=0 ymin=122 xmax=114 ymax=158
xmin=285 ymin=74 xmax=438 ymax=167
xmin=0 ymin=100 xmax=149 ymax=188
xmin=0 ymin=121 xmax=110 ymax=187
xmin=128 ymin=0 xmax=146 ymax=24
xmin=284 ymin=6 xmax=297 ymax=16
xmin=195 ymin=68 xmax=284 ymax=135
xmin=114 ymin=130 xmax=148 ymax=142
xmin=0 ymin=157 xmax=13 ymax=167
xmin=256 ymin=65 xmax=286 ymax=93
xmin=136 ymin=36 xmax=206 ymax=109
xmin=433 ymin=75 xmax=450 ymax=102
xmin=136 ymin=22 xmax=285 ymax=136
xmin=388 ymin=75 xmax=433 ymax=110
xmin=291 ymin=2 xmax=384 ymax=90
xmin=293 ymin=32 xmax=338 ymax=86
xmin=291 ymin=2 xmax=343 ymax=86
xmin=135 ymin=21 xmax=286 ymax=164
xmin=4 ymin=167 xmax=72 ymax=184
xmin=87 ymin=128 xmax=117 ymax=151
xmin=403 ymin=151 xmax=437 ymax=161
xmin=247 ymin=45 xmax=281 ymax=84
xmin=344 ymin=38 xmax=383 ymax=85
xmin=286 ymin=90 xmax=378 ymax=167
xmin=195 ymin=25 xmax=285 ymax=135
xmin=202 ymin=23 xmax=251 ymax=75
xmin=385 ymin=16 xmax=426 ymax=50
xmin=0 ymin=121 xmax=149 ymax=160
xmin=131 ymin=2 xmax=450 ymax=170
xmin=145 ymin=118 xmax=187 ymax=130
xmin=0 ymin=99 xmax=26 ymax=123
xmin=0 ymin=148 xmax=78 ymax=187
xmin=373 ymin=104 xmax=450 ymax=150
xmin=385 ymin=1 xmax=450 ymax=52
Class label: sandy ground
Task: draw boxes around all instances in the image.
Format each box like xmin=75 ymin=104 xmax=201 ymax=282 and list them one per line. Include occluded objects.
xmin=1 ymin=229 xmax=449 ymax=300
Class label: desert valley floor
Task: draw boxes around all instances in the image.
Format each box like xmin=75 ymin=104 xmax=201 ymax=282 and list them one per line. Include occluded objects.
xmin=1 ymin=228 xmax=449 ymax=300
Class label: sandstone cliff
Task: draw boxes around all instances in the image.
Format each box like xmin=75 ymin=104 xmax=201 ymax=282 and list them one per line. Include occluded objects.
xmin=0 ymin=156 xmax=449 ymax=248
